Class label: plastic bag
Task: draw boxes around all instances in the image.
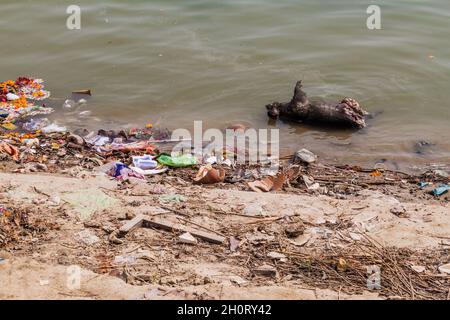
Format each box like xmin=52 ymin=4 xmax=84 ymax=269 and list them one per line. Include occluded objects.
xmin=157 ymin=154 xmax=197 ymax=167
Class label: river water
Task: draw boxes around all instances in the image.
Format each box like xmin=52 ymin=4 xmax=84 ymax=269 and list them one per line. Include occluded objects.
xmin=1 ymin=0 xmax=450 ymax=169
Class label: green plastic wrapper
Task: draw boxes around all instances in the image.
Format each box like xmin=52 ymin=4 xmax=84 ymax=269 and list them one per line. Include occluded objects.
xmin=157 ymin=154 xmax=197 ymax=167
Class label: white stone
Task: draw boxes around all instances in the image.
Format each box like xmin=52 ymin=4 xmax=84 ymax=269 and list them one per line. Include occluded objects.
xmin=76 ymin=230 xmax=100 ymax=245
xmin=178 ymin=232 xmax=197 ymax=244
xmin=267 ymin=252 xmax=287 ymax=262
xmin=411 ymin=265 xmax=425 ymax=273
xmin=349 ymin=232 xmax=362 ymax=241
xmin=229 ymin=275 xmax=248 ymax=285
xmin=438 ymin=263 xmax=450 ymax=274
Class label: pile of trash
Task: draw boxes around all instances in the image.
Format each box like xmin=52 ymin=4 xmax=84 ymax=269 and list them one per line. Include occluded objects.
xmin=0 ymin=77 xmax=53 ymax=131
xmin=1 ymin=77 xmax=449 ymax=201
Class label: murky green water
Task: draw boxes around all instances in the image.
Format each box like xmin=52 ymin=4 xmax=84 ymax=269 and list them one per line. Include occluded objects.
xmin=2 ymin=0 xmax=450 ymax=169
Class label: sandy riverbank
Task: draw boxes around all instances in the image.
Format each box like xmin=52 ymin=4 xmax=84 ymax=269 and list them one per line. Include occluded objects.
xmin=0 ymin=161 xmax=449 ymax=300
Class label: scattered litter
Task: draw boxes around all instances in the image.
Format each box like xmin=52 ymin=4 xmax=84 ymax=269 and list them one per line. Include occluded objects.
xmin=370 ymin=170 xmax=383 ymax=177
xmin=131 ymin=167 xmax=168 ymax=176
xmin=431 ymin=184 xmax=450 ymax=197
xmin=132 ymin=155 xmax=158 ymax=170
xmin=194 ymin=164 xmax=225 ymax=184
xmin=205 ymin=156 xmax=217 ymax=164
xmin=6 ymin=93 xmax=20 ymax=101
xmin=390 ymin=205 xmax=408 ymax=218
xmin=247 ymin=177 xmax=273 ymax=192
xmin=85 ymin=134 xmax=110 ymax=146
xmin=247 ymin=172 xmax=286 ymax=192
xmin=0 ymin=142 xmax=19 ymax=161
xmin=62 ymin=99 xmax=75 ymax=109
xmin=23 ymin=118 xmax=50 ymax=131
xmin=411 ymin=265 xmax=426 ymax=273
xmin=0 ymin=205 xmax=10 ymax=217
xmin=108 ymin=162 xmax=146 ymax=181
xmin=418 ymin=182 xmax=431 ymax=188
xmin=337 ymin=258 xmax=347 ymax=272
xmin=41 ymin=123 xmax=67 ymax=133
xmin=1 ymin=122 xmax=17 ymax=130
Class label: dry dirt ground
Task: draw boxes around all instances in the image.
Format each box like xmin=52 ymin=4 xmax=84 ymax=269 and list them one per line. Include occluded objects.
xmin=0 ymin=170 xmax=449 ymax=300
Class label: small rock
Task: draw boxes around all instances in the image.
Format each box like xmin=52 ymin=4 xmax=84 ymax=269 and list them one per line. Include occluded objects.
xmin=433 ymin=169 xmax=449 ymax=178
xmin=284 ymin=223 xmax=305 ymax=238
xmin=438 ymin=263 xmax=450 ymax=274
xmin=411 ymin=265 xmax=426 ymax=273
xmin=203 ymin=276 xmax=213 ymax=284
xmin=390 ymin=205 xmax=408 ymax=218
xmin=349 ymin=232 xmax=362 ymax=241
xmin=229 ymin=275 xmax=248 ymax=286
xmin=48 ymin=195 xmax=61 ymax=206
xmin=253 ymin=264 xmax=277 ymax=277
xmin=125 ymin=211 xmax=136 ymax=220
xmin=67 ymin=134 xmax=85 ymax=145
xmin=25 ymin=163 xmax=48 ymax=172
xmin=76 ymin=230 xmax=100 ymax=246
xmin=229 ymin=236 xmax=240 ymax=252
xmin=294 ymin=149 xmax=317 ymax=164
xmin=178 ymin=232 xmax=197 ymax=245
xmin=57 ymin=148 xmax=67 ymax=157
